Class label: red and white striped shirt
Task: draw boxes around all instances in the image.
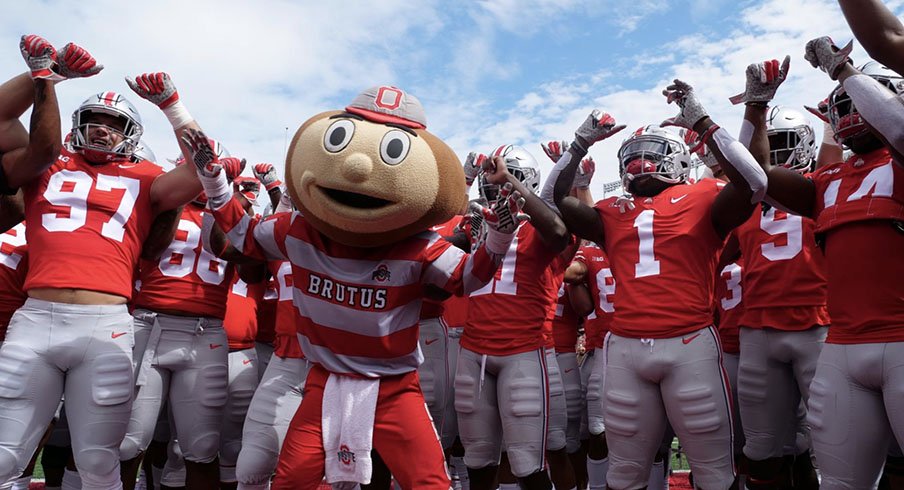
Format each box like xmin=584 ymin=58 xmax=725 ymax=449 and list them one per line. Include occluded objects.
xmin=211 ymin=199 xmax=500 ymax=378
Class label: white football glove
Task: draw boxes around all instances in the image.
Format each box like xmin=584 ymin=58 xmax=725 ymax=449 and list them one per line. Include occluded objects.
xmin=572 ymin=111 xmax=626 ymax=153
xmin=729 ymin=56 xmax=791 ymax=105
xmin=804 ymin=36 xmax=853 ymax=80
xmin=661 ymin=79 xmax=709 ymax=130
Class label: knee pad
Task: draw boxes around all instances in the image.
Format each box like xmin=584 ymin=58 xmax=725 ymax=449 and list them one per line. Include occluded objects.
xmin=78 ymin=464 xmax=121 ymax=490
xmin=74 ymin=447 xmax=119 ymax=476
xmin=236 ymin=445 xmax=277 ymax=485
xmin=0 ymin=446 xmax=20 ymax=482
xmin=182 ymin=430 xmax=220 ymax=464
xmin=118 ymin=434 xmax=143 ymax=461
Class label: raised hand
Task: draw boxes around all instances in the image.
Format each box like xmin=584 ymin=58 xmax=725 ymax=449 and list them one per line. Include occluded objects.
xmin=541 ymin=140 xmax=569 ymax=163
xmin=463 ymin=152 xmax=486 ymax=186
xmin=181 ymin=128 xmax=221 ymax=177
xmin=804 ymin=97 xmax=830 ymax=123
xmin=482 ymin=182 xmax=529 ymax=234
xmin=126 ymin=72 xmax=180 ymax=108
xmin=55 ymin=43 xmax=103 ymax=79
xmin=729 ymin=56 xmax=791 ymax=105
xmin=19 ymin=35 xmax=58 ymax=80
xmin=573 ymin=157 xmax=595 ymax=189
xmin=221 ymin=157 xmax=247 ymax=181
xmin=804 ymin=36 xmax=854 ymax=80
xmin=253 ymin=163 xmax=281 ymax=190
xmin=572 ymin=111 xmax=626 ymax=153
xmin=661 ymin=79 xmax=709 ymax=130
xmin=612 ymin=194 xmax=635 ymax=214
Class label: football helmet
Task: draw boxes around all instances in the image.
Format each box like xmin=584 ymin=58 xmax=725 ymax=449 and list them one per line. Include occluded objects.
xmin=71 ymin=92 xmax=143 ymax=162
xmin=617 ymin=125 xmax=692 ymax=191
xmin=478 ymin=145 xmax=541 ymax=202
xmin=131 ymin=142 xmax=157 ymax=163
xmin=766 ymin=106 xmax=816 ymax=173
xmin=827 ymin=61 xmax=904 ymax=147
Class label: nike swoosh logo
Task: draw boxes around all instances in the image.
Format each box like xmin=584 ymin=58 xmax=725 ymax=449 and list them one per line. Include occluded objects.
xmin=682 ymin=333 xmax=701 ymax=345
xmin=671 ymin=194 xmax=689 ymax=204
xmin=243 ymin=359 xmax=253 ymax=365
xmin=564 ymin=368 xmax=575 ymax=373
xmin=209 ymin=343 xmax=222 ymax=350
xmin=425 ymin=338 xmax=439 ymax=346
xmin=111 ymin=332 xmax=128 ymax=339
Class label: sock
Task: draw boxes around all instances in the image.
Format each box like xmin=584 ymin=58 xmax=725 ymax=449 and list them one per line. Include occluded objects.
xmin=587 ymin=457 xmax=608 ymax=490
xmin=10 ymin=477 xmax=31 ymax=490
xmin=647 ymin=461 xmax=664 ymax=490
xmin=453 ymin=456 xmax=470 ymax=490
xmin=62 ymin=468 xmax=82 ymax=490
xmin=152 ymin=465 xmax=164 ymax=490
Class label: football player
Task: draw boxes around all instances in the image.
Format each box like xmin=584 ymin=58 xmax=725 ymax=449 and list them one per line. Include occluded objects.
xmin=546 ymin=79 xmax=768 ymax=488
xmin=119 ymin=146 xmax=246 ymax=490
xmin=757 ymin=38 xmax=904 ymax=488
xmin=455 ymin=144 xmax=574 ymax=490
xmin=728 ymin=59 xmax=829 ymax=489
xmin=565 ymin=241 xmax=615 ymax=490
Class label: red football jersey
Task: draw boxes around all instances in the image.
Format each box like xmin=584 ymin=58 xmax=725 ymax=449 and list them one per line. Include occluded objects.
xmin=224 ymin=275 xmax=265 ymax=350
xmin=420 ymin=216 xmax=464 ymax=319
xmin=716 ymin=261 xmax=743 ymax=354
xmin=133 ymin=204 xmax=234 ymax=318
xmin=22 ymin=149 xmax=163 ymax=299
xmin=596 ymin=179 xmax=725 ymax=338
xmin=256 ymin=278 xmax=278 ymax=344
xmin=463 ymin=223 xmax=561 ymax=356
xmin=0 ymin=223 xmax=28 ymax=340
xmin=735 ymin=204 xmax=829 ymax=331
xmin=573 ymin=244 xmax=614 ymax=351
xmin=550 ymin=283 xmax=579 ymax=354
xmin=810 ymin=149 xmax=904 ymax=343
xmin=269 ymin=260 xmax=303 ymax=359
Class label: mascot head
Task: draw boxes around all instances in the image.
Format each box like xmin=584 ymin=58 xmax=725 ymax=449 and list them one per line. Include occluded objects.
xmin=285 ymin=86 xmax=467 ymax=247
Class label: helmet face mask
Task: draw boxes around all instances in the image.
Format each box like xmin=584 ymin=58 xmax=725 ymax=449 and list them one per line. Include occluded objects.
xmin=828 ymin=61 xmax=904 ymax=150
xmin=766 ymin=106 xmax=816 ymax=173
xmin=71 ymin=92 xmax=143 ymax=163
xmin=478 ymin=145 xmax=541 ymax=202
xmin=618 ymin=126 xmax=691 ymax=194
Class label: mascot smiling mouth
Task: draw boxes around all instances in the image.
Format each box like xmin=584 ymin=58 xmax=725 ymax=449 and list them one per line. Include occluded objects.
xmin=318 ymin=186 xmax=392 ymax=209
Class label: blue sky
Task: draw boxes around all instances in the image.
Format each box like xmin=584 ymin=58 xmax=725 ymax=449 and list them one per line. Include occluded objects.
xmin=2 ymin=0 xmax=900 ymax=201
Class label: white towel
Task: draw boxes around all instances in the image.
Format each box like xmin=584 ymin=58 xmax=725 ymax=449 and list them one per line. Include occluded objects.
xmin=322 ymin=373 xmax=380 ymax=488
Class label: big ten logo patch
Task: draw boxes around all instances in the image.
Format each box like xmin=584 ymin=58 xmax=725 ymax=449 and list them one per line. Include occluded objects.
xmin=338 ymin=444 xmax=356 ymax=466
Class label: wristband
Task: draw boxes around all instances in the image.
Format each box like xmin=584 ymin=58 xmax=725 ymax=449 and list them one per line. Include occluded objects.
xmin=690 ymin=123 xmax=721 ymax=158
xmin=162 ymin=100 xmax=193 ymax=130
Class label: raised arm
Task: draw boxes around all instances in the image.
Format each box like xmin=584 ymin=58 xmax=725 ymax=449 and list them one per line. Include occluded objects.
xmin=252 ymin=163 xmax=282 ymax=210
xmin=4 ymin=36 xmax=104 ymax=189
xmin=661 ymin=80 xmax=765 ymax=237
xmin=481 ymin=155 xmax=570 ymax=252
xmin=541 ymin=112 xmax=625 ymax=244
xmin=838 ymin=0 xmax=904 ymax=76
xmin=126 ymin=73 xmax=203 ymax=213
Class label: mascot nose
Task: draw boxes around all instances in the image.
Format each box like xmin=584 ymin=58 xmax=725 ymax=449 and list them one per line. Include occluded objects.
xmin=340 ymin=153 xmax=373 ymax=183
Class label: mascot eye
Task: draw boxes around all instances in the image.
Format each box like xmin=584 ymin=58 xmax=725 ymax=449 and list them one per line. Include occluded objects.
xmin=380 ymin=130 xmax=411 ymax=165
xmin=323 ymin=120 xmax=355 ymax=153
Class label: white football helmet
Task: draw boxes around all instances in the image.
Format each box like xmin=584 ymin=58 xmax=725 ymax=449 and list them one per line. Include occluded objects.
xmin=617 ymin=125 xmax=692 ymax=191
xmin=479 ymin=144 xmax=541 ymax=201
xmin=828 ymin=61 xmax=904 ymax=147
xmin=71 ymin=92 xmax=143 ymax=162
xmin=131 ymin=142 xmax=157 ymax=163
xmin=766 ymin=106 xmax=816 ymax=173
